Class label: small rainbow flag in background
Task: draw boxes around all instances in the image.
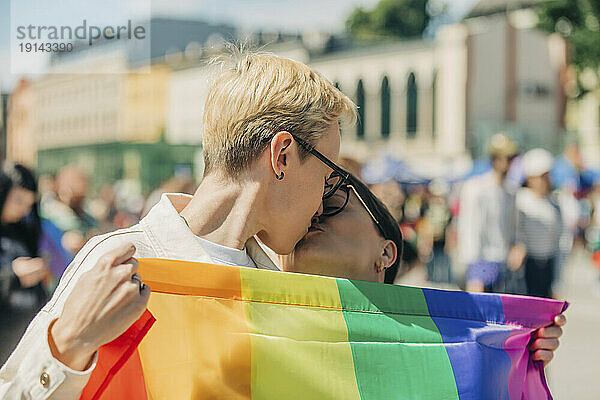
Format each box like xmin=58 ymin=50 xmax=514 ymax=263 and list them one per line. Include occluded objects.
xmin=81 ymin=258 xmax=568 ymax=400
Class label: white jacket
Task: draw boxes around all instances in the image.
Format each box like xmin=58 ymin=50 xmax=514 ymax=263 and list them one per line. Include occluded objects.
xmin=0 ymin=193 xmax=278 ymax=399
xmin=457 ymin=172 xmax=516 ymax=265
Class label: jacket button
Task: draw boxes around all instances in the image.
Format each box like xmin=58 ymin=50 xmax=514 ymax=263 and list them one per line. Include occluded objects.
xmin=40 ymin=371 xmax=50 ymax=388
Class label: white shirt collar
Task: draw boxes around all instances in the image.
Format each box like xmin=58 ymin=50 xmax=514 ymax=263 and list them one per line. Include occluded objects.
xmin=140 ymin=193 xmax=279 ymax=270
xmin=194 ymin=235 xmax=256 ymax=268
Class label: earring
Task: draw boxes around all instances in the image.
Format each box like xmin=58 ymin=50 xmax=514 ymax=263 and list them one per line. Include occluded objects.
xmin=275 ymin=171 xmax=285 ymax=180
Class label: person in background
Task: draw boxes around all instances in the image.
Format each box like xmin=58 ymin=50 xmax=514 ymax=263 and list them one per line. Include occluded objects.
xmin=0 ymin=163 xmax=50 ymax=363
xmin=554 ymin=179 xmax=579 ymax=296
xmin=458 ymin=133 xmax=521 ymax=293
xmin=41 ymin=165 xmax=98 ymax=254
xmin=421 ymin=179 xmax=453 ymax=284
xmin=88 ymin=183 xmax=119 ymax=233
xmin=141 ymin=175 xmax=197 ymax=218
xmin=589 ymin=178 xmax=600 ymax=296
xmin=512 ymin=149 xmax=562 ymax=299
xmin=551 ymin=140 xmax=583 ymax=295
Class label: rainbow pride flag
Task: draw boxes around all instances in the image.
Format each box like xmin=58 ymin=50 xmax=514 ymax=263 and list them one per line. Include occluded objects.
xmin=81 ymin=258 xmax=568 ymax=400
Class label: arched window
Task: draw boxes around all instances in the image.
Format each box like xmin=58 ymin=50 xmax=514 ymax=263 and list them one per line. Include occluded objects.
xmin=356 ymin=79 xmax=365 ymax=140
xmin=381 ymin=76 xmax=391 ymax=139
xmin=432 ymin=70 xmax=437 ymax=138
xmin=406 ymin=72 xmax=417 ymax=138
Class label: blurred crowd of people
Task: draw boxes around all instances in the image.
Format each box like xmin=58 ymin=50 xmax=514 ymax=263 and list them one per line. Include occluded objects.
xmin=0 ymin=162 xmax=196 ymax=362
xmin=353 ymin=134 xmax=600 ymax=301
xmin=1 ymin=134 xmax=599 ymax=361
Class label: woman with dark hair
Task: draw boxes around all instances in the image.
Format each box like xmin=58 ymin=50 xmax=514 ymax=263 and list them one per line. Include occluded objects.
xmin=280 ymin=169 xmax=565 ymax=367
xmin=0 ymin=162 xmax=49 ymax=362
xmin=279 ymin=171 xmax=403 ymax=284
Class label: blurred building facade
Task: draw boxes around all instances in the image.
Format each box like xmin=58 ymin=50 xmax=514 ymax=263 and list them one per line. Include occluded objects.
xmin=6 ymin=79 xmax=35 ymax=167
xmin=464 ymin=7 xmax=568 ymax=159
xmin=308 ymin=7 xmax=567 ymax=176
xmin=311 ymin=24 xmax=469 ymax=177
xmin=22 ymin=19 xmax=225 ymax=193
xmin=7 ymin=5 xmax=591 ymax=191
xmin=569 ymin=92 xmax=600 ymax=167
xmin=165 ymin=40 xmax=309 ymax=145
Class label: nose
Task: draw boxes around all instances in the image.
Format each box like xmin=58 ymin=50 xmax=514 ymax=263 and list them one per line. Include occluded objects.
xmin=310 ymin=215 xmax=320 ymax=226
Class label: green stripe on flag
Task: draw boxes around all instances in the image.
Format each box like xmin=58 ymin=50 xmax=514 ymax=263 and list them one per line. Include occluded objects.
xmin=337 ymin=280 xmax=459 ymax=400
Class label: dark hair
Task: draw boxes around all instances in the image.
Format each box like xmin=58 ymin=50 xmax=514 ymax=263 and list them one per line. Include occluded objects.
xmin=346 ymin=172 xmax=403 ymax=284
xmin=0 ymin=162 xmax=41 ymax=256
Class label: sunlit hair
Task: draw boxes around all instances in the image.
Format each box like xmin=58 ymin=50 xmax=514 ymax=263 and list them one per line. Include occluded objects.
xmin=202 ymin=44 xmax=357 ymax=177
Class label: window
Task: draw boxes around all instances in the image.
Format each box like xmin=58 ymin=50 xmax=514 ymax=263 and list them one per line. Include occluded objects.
xmin=356 ymin=79 xmax=365 ymax=140
xmin=432 ymin=70 xmax=437 ymax=138
xmin=406 ymin=72 xmax=417 ymax=138
xmin=381 ymin=76 xmax=390 ymax=139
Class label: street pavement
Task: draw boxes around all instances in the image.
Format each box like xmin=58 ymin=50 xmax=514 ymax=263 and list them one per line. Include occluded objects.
xmin=546 ymin=249 xmax=600 ymax=400
xmin=398 ymin=248 xmax=600 ymax=400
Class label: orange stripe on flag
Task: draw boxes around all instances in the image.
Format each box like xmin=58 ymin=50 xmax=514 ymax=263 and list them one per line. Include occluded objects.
xmin=138 ymin=258 xmax=245 ymax=299
xmin=136 ymin=259 xmax=252 ymax=399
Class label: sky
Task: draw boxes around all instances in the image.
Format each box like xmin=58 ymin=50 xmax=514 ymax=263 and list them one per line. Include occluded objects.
xmin=0 ymin=0 xmax=477 ymax=91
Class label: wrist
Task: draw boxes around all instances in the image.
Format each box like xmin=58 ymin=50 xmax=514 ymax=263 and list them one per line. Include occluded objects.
xmin=48 ymin=318 xmax=96 ymax=371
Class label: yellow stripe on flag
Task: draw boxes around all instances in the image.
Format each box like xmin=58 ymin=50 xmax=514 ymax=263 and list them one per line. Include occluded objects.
xmin=138 ymin=259 xmax=251 ymax=399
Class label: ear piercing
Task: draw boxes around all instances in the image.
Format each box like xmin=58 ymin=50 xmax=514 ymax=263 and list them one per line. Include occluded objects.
xmin=275 ymin=171 xmax=285 ymax=180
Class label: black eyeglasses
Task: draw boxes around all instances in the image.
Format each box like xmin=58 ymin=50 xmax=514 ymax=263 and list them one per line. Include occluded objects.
xmin=263 ymin=133 xmax=350 ymax=199
xmin=289 ymin=134 xmax=351 ymax=199
xmin=321 ymin=182 xmax=384 ymax=237
xmin=263 ymin=133 xmax=383 ymax=235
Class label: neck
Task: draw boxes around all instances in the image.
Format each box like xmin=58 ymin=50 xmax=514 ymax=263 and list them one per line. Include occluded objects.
xmin=492 ymin=168 xmax=506 ymax=185
xmin=180 ymin=172 xmax=264 ymax=250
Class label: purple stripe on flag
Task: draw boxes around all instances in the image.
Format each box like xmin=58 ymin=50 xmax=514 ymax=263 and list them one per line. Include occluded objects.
xmin=500 ymin=295 xmax=569 ymax=400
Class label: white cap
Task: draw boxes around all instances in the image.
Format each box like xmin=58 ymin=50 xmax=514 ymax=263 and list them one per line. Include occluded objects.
xmin=522 ymin=148 xmax=554 ymax=177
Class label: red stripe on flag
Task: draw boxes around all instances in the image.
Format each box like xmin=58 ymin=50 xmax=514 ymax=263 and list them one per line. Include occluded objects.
xmin=80 ymin=309 xmax=155 ymax=400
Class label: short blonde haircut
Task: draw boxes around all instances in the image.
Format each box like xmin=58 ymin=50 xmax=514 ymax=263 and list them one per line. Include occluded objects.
xmin=202 ymin=48 xmax=357 ymax=176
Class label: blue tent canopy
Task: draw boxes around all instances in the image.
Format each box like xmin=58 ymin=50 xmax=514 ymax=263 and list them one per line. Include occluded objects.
xmin=361 ymin=156 xmax=429 ymax=185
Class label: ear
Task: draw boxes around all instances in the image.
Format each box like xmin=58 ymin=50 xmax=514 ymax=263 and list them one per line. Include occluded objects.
xmin=269 ymin=131 xmax=293 ymax=178
xmin=376 ymin=240 xmax=398 ymax=272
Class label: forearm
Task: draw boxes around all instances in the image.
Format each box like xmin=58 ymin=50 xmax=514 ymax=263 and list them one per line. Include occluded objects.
xmin=48 ymin=318 xmax=97 ymax=371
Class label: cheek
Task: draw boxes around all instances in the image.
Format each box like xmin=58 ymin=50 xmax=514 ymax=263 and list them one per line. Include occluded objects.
xmin=298 ymin=174 xmax=324 ymax=212
xmin=326 ymin=219 xmax=366 ymax=257
xmin=4 ymin=197 xmax=19 ymax=217
xmin=336 ymin=216 xmax=381 ymax=257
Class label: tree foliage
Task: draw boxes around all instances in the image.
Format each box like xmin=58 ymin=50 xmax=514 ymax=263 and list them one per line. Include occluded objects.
xmin=346 ymin=0 xmax=429 ymax=40
xmin=536 ymin=0 xmax=600 ymax=93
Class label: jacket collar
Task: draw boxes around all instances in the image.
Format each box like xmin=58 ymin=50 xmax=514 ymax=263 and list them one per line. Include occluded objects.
xmin=140 ymin=193 xmax=279 ymax=270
